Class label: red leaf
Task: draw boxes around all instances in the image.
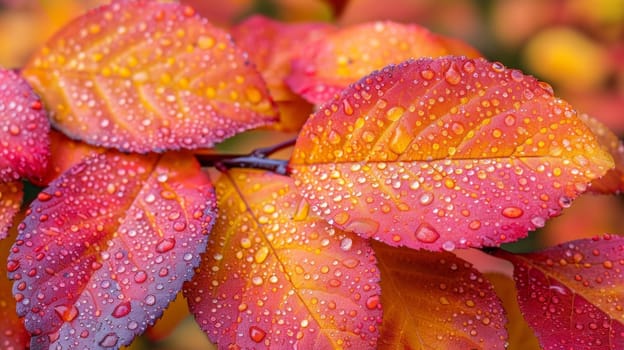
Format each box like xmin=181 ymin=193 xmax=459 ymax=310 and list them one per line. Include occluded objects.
xmin=290 ymin=57 xmax=614 ymax=251
xmin=580 ymin=114 xmax=624 ymax=194
xmin=0 ymin=68 xmax=50 ymax=183
xmin=22 ymin=0 xmax=278 ymax=153
xmin=185 ymin=170 xmax=381 ymax=348
xmin=0 ymin=211 xmax=29 ymax=349
xmin=287 ymin=21 xmax=481 ymax=104
xmin=496 ymin=235 xmax=624 ymax=350
xmin=8 ymin=151 xmax=216 ymax=348
xmin=374 ymin=243 xmax=507 ymax=349
xmin=0 ymin=181 xmax=22 ymax=240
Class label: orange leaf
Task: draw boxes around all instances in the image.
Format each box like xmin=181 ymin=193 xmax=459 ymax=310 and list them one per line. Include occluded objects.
xmin=374 ymin=242 xmax=507 ymax=349
xmin=0 ymin=211 xmax=29 ymax=349
xmin=231 ymin=15 xmax=333 ymax=132
xmin=290 ymin=57 xmax=614 ymax=251
xmin=496 ymin=235 xmax=624 ymax=350
xmin=22 ymin=0 xmax=278 ymax=153
xmin=35 ymin=130 xmax=105 ymax=186
xmin=580 ymin=113 xmax=624 ymax=194
xmin=0 ymin=181 xmax=22 ymax=240
xmin=0 ymin=68 xmax=50 ymax=183
xmin=185 ymin=170 xmax=382 ymax=348
xmin=8 ymin=151 xmax=216 ymax=348
xmin=287 ymin=21 xmax=481 ymax=104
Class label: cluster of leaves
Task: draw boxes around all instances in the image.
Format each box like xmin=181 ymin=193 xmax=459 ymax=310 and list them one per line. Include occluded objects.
xmin=0 ymin=0 xmax=623 ymax=349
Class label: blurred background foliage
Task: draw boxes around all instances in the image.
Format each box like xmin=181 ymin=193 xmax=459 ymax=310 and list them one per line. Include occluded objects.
xmin=0 ymin=0 xmax=622 ymax=349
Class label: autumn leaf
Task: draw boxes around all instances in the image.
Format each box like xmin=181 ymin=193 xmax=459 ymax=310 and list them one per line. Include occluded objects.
xmin=374 ymin=242 xmax=507 ymax=349
xmin=496 ymin=235 xmax=624 ymax=350
xmin=286 ymin=21 xmax=480 ymax=104
xmin=580 ymin=114 xmax=624 ymax=194
xmin=22 ymin=0 xmax=278 ymax=153
xmin=0 ymin=211 xmax=29 ymax=349
xmin=290 ymin=57 xmax=614 ymax=251
xmin=231 ymin=15 xmax=333 ymax=131
xmin=0 ymin=67 xmax=49 ymax=183
xmin=185 ymin=169 xmax=382 ymax=349
xmin=0 ymin=181 xmax=22 ymax=240
xmin=8 ymin=151 xmax=216 ymax=349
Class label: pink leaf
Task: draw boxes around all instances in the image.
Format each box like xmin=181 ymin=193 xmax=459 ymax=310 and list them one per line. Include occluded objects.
xmin=8 ymin=151 xmax=216 ymax=348
xmin=0 ymin=181 xmax=22 ymax=240
xmin=290 ymin=57 xmax=614 ymax=251
xmin=496 ymin=235 xmax=624 ymax=350
xmin=0 ymin=68 xmax=49 ymax=183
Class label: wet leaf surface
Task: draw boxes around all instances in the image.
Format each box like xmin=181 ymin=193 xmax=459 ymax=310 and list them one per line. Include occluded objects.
xmin=374 ymin=242 xmax=507 ymax=349
xmin=290 ymin=57 xmax=614 ymax=251
xmin=580 ymin=114 xmax=624 ymax=194
xmin=287 ymin=21 xmax=480 ymax=104
xmin=185 ymin=169 xmax=381 ymax=349
xmin=0 ymin=181 xmax=22 ymax=240
xmin=8 ymin=151 xmax=216 ymax=349
xmin=35 ymin=130 xmax=105 ymax=187
xmin=0 ymin=211 xmax=29 ymax=349
xmin=22 ymin=0 xmax=278 ymax=153
xmin=0 ymin=67 xmax=50 ymax=183
xmin=496 ymin=235 xmax=624 ymax=350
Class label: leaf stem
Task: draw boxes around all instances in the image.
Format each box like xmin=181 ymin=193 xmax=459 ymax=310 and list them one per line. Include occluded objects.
xmin=195 ymin=137 xmax=296 ymax=175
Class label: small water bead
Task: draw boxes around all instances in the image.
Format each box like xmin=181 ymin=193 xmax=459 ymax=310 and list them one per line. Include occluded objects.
xmin=502 ymin=207 xmax=523 ymax=218
xmin=155 ymin=238 xmax=176 ymax=253
xmin=111 ymin=301 xmax=131 ymax=318
xmin=414 ymin=223 xmax=440 ymax=243
xmin=99 ymin=333 xmax=119 ymax=347
xmin=419 ymin=192 xmax=434 ymax=206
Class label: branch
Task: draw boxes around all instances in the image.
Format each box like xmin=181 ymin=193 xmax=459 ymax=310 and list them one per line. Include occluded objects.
xmin=195 ymin=137 xmax=296 ymax=175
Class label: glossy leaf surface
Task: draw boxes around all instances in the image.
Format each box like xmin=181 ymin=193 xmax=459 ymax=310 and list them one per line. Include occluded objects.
xmin=185 ymin=170 xmax=381 ymax=349
xmin=8 ymin=151 xmax=216 ymax=349
xmin=36 ymin=130 xmax=105 ymax=186
xmin=0 ymin=181 xmax=22 ymax=240
xmin=374 ymin=242 xmax=507 ymax=349
xmin=0 ymin=212 xmax=29 ymax=349
xmin=0 ymin=68 xmax=49 ymax=183
xmin=290 ymin=57 xmax=614 ymax=251
xmin=581 ymin=114 xmax=624 ymax=194
xmin=287 ymin=21 xmax=480 ymax=104
xmin=22 ymin=0 xmax=278 ymax=153
xmin=496 ymin=235 xmax=624 ymax=350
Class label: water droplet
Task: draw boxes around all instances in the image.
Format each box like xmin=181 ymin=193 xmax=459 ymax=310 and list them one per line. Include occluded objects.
xmin=134 ymin=270 xmax=147 ymax=283
xmin=558 ymin=196 xmax=572 ymax=208
xmin=293 ymin=199 xmax=309 ymax=221
xmin=7 ymin=260 xmax=19 ymax=272
xmin=420 ymin=69 xmax=434 ymax=80
xmin=389 ymin=125 xmax=411 ymax=154
xmin=254 ymin=246 xmax=270 ymax=264
xmin=442 ymin=241 xmax=456 ymax=251
xmin=340 ymin=237 xmax=353 ymax=251
xmin=502 ymin=206 xmax=523 ymax=218
xmin=145 ymin=295 xmax=156 ymax=306
xmin=37 ymin=192 xmax=52 ymax=201
xmin=345 ymin=218 xmax=379 ymax=237
xmin=54 ymin=305 xmax=79 ymax=322
xmin=366 ymin=295 xmax=380 ymax=310
xmin=342 ymin=99 xmax=354 ymax=115
xmin=112 ymin=301 xmax=131 ymax=318
xmin=531 ymin=216 xmax=546 ymax=228
xmin=156 ymin=238 xmax=175 ymax=253
xmin=415 ymin=223 xmax=440 ymax=243
xmin=419 ymin=192 xmax=434 ymax=206
xmin=444 ymin=65 xmax=461 ymax=85
xmin=386 ymin=106 xmax=405 ymax=121
xmin=249 ymin=326 xmax=266 ymax=343
xmin=99 ymin=333 xmax=119 ymax=347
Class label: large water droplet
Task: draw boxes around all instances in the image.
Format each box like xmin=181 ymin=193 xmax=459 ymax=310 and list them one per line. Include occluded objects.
xmin=415 ymin=223 xmax=440 ymax=243
xmin=99 ymin=333 xmax=119 ymax=347
xmin=249 ymin=326 xmax=266 ymax=343
xmin=502 ymin=206 xmax=523 ymax=218
xmin=155 ymin=238 xmax=176 ymax=253
xmin=54 ymin=305 xmax=79 ymax=322
xmin=366 ymin=295 xmax=380 ymax=310
xmin=344 ymin=218 xmax=379 ymax=237
xmin=112 ymin=301 xmax=131 ymax=318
